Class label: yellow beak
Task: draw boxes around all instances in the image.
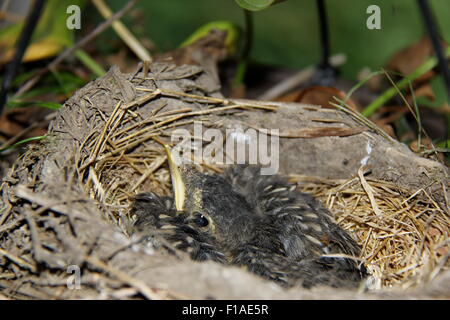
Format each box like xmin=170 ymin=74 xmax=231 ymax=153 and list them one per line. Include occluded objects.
xmin=163 ymin=144 xmax=186 ymax=212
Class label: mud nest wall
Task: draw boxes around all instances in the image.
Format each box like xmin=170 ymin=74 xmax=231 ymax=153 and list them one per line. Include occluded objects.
xmin=0 ymin=63 xmax=449 ymax=299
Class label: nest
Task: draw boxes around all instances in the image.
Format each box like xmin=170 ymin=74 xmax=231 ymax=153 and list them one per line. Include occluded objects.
xmin=293 ymin=175 xmax=449 ymax=289
xmin=0 ymin=63 xmax=449 ymax=299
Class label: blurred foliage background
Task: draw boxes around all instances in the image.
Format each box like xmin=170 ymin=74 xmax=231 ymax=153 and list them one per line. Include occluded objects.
xmin=97 ymin=0 xmax=450 ymax=79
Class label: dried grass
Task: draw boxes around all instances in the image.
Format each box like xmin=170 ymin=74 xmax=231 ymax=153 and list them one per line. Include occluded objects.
xmin=291 ymin=174 xmax=450 ymax=289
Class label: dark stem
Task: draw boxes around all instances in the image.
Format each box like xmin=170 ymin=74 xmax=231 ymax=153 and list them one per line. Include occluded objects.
xmin=0 ymin=0 xmax=46 ymax=116
xmin=12 ymin=0 xmax=140 ymax=100
xmin=233 ymin=9 xmax=254 ymax=87
xmin=316 ymin=0 xmax=330 ymax=68
xmin=242 ymin=9 xmax=254 ymax=62
xmin=416 ymin=0 xmax=450 ymax=147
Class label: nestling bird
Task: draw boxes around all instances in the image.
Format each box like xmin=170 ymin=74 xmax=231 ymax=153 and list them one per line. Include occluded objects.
xmin=131 ymin=164 xmax=366 ymax=288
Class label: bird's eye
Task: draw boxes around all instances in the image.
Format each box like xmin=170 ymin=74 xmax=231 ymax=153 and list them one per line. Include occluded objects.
xmin=193 ymin=212 xmax=209 ymax=227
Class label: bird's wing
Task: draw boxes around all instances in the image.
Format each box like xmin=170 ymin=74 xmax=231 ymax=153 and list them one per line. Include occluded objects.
xmin=224 ymin=165 xmax=361 ymax=258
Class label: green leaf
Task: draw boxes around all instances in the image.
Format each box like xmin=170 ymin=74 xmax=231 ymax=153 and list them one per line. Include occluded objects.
xmin=234 ymin=0 xmax=284 ymax=11
xmin=0 ymin=0 xmax=85 ymax=64
xmin=0 ymin=135 xmax=47 ymax=152
xmin=11 ymin=71 xmax=36 ymax=86
xmin=362 ymin=45 xmax=450 ymax=117
xmin=11 ymin=71 xmax=86 ymax=103
xmin=180 ymin=21 xmax=241 ymax=56
xmin=416 ymin=75 xmax=448 ymax=108
xmin=31 ymin=102 xmax=62 ymax=110
xmin=7 ymin=100 xmax=61 ymax=110
xmin=436 ymin=140 xmax=450 ymax=150
xmin=49 ymin=70 xmax=86 ymax=95
xmin=74 ymin=49 xmax=106 ymax=77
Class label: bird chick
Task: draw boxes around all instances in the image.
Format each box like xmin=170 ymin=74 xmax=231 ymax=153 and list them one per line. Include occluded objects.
xmin=131 ymin=165 xmax=366 ymax=289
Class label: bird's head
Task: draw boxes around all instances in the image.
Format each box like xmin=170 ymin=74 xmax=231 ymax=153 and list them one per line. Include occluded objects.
xmin=171 ymin=165 xmax=256 ymax=250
